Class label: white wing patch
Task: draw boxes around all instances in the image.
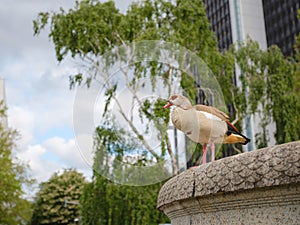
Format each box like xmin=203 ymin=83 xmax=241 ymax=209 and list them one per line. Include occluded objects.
xmin=199 ymin=111 xmax=223 ymax=121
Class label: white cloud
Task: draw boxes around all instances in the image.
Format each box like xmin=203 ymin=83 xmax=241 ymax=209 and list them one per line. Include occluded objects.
xmin=43 ymin=137 xmax=90 ymax=169
xmin=6 ymin=68 xmax=75 ymax=147
xmin=0 ymin=0 xmax=138 ymax=192
xmin=17 ymin=144 xmax=57 ymax=183
xmin=0 ymin=1 xmax=76 ymax=62
xmin=17 ymin=137 xmax=92 ymax=184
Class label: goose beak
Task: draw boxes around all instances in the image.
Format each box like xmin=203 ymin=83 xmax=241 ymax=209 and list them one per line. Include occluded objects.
xmin=163 ymin=101 xmax=172 ymax=108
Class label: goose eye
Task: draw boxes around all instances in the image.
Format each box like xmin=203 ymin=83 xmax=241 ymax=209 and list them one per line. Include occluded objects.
xmin=171 ymin=95 xmax=177 ymax=100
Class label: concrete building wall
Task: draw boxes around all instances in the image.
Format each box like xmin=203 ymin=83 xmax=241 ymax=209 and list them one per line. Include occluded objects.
xmin=239 ymin=0 xmax=267 ymax=49
xmin=228 ymin=0 xmax=276 ymax=150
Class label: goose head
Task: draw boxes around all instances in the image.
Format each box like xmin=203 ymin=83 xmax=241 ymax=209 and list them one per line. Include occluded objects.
xmin=163 ymin=94 xmax=193 ymax=110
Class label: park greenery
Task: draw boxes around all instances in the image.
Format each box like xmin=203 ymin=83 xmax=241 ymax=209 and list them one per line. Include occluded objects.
xmin=29 ymin=0 xmax=300 ymax=224
xmin=80 ymin=176 xmax=168 ymax=225
xmin=30 ymin=169 xmax=86 ymax=225
xmin=0 ymin=102 xmax=34 ymax=225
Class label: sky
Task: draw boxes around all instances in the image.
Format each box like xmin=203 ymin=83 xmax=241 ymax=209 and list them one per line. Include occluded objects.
xmin=0 ymin=0 xmax=134 ymax=194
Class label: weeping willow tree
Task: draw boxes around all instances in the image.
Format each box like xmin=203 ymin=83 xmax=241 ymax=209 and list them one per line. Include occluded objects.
xmin=229 ymin=38 xmax=300 ymax=147
xmin=33 ymin=0 xmax=224 ymax=176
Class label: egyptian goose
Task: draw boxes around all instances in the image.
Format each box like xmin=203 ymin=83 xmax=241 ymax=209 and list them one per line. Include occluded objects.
xmin=163 ymin=94 xmax=250 ymax=164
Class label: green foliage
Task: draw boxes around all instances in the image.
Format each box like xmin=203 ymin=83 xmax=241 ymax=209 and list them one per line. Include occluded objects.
xmin=33 ymin=0 xmax=218 ymax=63
xmin=140 ymin=98 xmax=170 ymax=157
xmin=0 ymin=102 xmax=34 ymax=225
xmin=266 ymin=47 xmax=300 ymax=143
xmin=34 ymin=0 xmax=124 ymax=61
xmin=93 ymin=124 xmax=171 ymax=185
xmin=180 ymin=72 xmax=198 ymax=100
xmin=80 ymin=179 xmax=108 ymax=225
xmin=230 ymin=38 xmax=300 ymax=145
xmin=30 ymin=169 xmax=86 ymax=225
xmin=80 ymin=174 xmax=170 ymax=225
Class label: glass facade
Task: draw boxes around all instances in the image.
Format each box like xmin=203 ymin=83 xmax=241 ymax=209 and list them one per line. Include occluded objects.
xmin=203 ymin=0 xmax=300 ymax=56
xmin=262 ymin=0 xmax=300 ymax=56
xmin=203 ymin=0 xmax=233 ymax=51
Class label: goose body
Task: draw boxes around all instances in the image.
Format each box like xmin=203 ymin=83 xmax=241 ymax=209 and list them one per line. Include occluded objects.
xmin=164 ymin=94 xmax=250 ymax=164
xmin=171 ymin=107 xmax=228 ymax=144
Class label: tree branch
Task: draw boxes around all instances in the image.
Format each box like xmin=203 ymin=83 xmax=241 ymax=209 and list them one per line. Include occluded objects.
xmin=85 ymin=46 xmax=161 ymax=162
xmin=165 ymin=133 xmax=178 ymax=175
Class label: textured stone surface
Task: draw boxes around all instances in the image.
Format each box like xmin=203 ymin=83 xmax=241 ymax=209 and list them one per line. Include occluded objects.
xmin=157 ymin=141 xmax=300 ymax=224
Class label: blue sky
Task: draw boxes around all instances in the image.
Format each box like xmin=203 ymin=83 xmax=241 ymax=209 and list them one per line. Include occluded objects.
xmin=0 ymin=0 xmax=134 ymax=193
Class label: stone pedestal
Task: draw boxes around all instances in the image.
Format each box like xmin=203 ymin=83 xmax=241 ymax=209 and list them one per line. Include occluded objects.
xmin=157 ymin=141 xmax=300 ymax=225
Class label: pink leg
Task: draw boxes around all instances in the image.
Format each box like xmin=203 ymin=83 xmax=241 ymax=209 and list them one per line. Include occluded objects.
xmin=202 ymin=144 xmax=207 ymax=165
xmin=211 ymin=142 xmax=215 ymax=162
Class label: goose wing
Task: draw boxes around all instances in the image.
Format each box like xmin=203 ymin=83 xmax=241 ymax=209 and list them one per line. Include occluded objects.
xmin=193 ymin=104 xmax=230 ymax=122
xmin=194 ymin=105 xmax=241 ymax=134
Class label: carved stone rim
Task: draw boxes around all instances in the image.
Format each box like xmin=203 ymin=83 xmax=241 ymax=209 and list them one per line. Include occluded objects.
xmin=157 ymin=141 xmax=300 ymax=210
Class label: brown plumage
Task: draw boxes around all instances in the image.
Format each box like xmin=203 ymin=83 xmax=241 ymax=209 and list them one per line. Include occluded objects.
xmin=193 ymin=104 xmax=229 ymax=122
xmin=164 ymin=94 xmax=250 ymax=164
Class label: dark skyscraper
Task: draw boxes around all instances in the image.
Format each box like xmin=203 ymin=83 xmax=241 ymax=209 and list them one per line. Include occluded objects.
xmin=203 ymin=0 xmax=300 ymax=56
xmin=262 ymin=0 xmax=300 ymax=56
xmin=203 ymin=0 xmax=233 ymax=51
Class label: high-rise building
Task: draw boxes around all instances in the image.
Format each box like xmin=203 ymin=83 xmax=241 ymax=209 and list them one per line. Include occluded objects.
xmin=0 ymin=77 xmax=8 ymax=129
xmin=203 ymin=0 xmax=268 ymax=50
xmin=203 ymin=0 xmax=300 ymax=53
xmin=203 ymin=0 xmax=233 ymax=51
xmin=262 ymin=0 xmax=300 ymax=56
